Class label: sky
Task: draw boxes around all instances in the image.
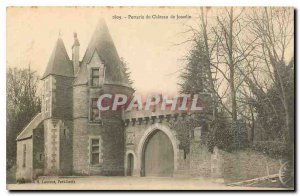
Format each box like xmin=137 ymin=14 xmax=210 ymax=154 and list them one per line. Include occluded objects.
xmin=7 ymin=7 xmax=294 ymax=96
xmin=7 ymin=7 xmax=203 ymax=95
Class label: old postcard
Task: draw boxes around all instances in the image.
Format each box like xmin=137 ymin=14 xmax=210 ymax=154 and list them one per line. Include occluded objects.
xmin=6 ymin=7 xmax=294 ymax=190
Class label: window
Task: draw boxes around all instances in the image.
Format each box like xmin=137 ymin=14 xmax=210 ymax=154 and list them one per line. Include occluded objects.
xmin=91 ymin=68 xmax=100 ymax=86
xmin=63 ymin=129 xmax=67 ymax=137
xmin=45 ymin=99 xmax=50 ymax=112
xmin=90 ymin=139 xmax=100 ymax=165
xmin=22 ymin=144 xmax=26 ymax=167
xmin=90 ymin=98 xmax=100 ymax=121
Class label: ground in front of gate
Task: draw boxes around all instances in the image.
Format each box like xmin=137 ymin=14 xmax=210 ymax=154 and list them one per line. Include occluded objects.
xmin=7 ymin=176 xmax=291 ymax=190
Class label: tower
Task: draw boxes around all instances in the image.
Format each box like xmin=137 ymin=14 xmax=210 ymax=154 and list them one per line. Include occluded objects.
xmin=72 ymin=19 xmax=134 ymax=175
xmin=41 ymin=38 xmax=74 ymax=175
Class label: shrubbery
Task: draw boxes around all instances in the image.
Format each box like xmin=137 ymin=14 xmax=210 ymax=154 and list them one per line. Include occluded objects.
xmin=251 ymin=141 xmax=287 ymax=159
xmin=16 ymin=178 xmax=31 ymax=184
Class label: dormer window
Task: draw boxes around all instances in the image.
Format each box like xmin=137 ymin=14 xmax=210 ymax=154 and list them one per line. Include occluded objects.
xmin=91 ymin=68 xmax=100 ymax=86
xmin=91 ymin=66 xmax=105 ymax=87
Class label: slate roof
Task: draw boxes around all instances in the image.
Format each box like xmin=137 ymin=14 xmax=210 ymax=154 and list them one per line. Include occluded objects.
xmin=42 ymin=38 xmax=74 ymax=79
xmin=16 ymin=113 xmax=43 ymax=141
xmin=74 ymin=19 xmax=131 ymax=87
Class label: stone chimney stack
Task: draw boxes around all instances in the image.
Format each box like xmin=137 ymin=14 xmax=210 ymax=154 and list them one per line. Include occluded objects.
xmin=72 ymin=32 xmax=80 ymax=75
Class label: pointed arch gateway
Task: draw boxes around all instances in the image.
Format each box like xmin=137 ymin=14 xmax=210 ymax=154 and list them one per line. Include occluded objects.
xmin=142 ymin=130 xmax=174 ymax=176
xmin=137 ymin=123 xmax=179 ymax=177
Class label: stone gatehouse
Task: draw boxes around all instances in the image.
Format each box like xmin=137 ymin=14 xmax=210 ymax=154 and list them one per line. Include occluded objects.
xmin=15 ymin=19 xmax=214 ymax=180
xmin=15 ymin=19 xmax=280 ymax=183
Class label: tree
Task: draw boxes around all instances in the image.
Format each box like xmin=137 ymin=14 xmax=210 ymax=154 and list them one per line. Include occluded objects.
xmin=248 ymin=8 xmax=294 ymax=149
xmin=6 ymin=66 xmax=41 ymax=168
xmin=180 ymin=7 xmax=294 ymax=153
xmin=179 ymin=9 xmax=237 ymax=151
xmin=120 ymin=57 xmax=134 ymax=86
xmin=179 ymin=38 xmax=209 ymax=94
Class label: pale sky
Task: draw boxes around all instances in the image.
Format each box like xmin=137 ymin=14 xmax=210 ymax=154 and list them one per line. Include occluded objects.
xmin=7 ymin=7 xmax=202 ymax=94
xmin=7 ymin=7 xmax=294 ymax=96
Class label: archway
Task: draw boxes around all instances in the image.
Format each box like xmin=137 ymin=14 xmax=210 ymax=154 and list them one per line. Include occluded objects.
xmin=141 ymin=129 xmax=174 ymax=177
xmin=126 ymin=153 xmax=134 ymax=176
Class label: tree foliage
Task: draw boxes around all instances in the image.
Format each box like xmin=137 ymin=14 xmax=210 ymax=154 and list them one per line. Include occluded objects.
xmin=179 ymin=7 xmax=294 ymax=153
xmin=6 ymin=66 xmax=41 ymax=168
xmin=179 ymin=39 xmax=209 ymax=94
xmin=120 ymin=57 xmax=134 ymax=86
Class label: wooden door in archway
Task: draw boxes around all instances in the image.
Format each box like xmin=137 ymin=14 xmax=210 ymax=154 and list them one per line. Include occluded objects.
xmin=142 ymin=130 xmax=174 ymax=177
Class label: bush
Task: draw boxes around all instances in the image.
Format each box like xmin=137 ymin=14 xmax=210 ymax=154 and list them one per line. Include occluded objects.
xmin=251 ymin=141 xmax=287 ymax=159
xmin=207 ymin=118 xmax=249 ymax=152
xmin=16 ymin=178 xmax=31 ymax=184
xmin=207 ymin=115 xmax=233 ymax=152
xmin=16 ymin=178 xmax=26 ymax=184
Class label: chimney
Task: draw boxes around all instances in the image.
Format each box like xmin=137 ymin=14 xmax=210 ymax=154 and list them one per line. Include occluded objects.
xmin=72 ymin=32 xmax=80 ymax=74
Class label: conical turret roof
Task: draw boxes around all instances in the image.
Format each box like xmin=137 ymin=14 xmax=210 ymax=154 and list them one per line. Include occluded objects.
xmin=42 ymin=38 xmax=74 ymax=79
xmin=74 ymin=19 xmax=131 ymax=87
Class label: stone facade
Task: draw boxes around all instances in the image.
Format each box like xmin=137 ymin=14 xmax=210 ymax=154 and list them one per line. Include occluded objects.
xmin=16 ymin=138 xmax=33 ymax=180
xmin=124 ymin=122 xmax=181 ymax=177
xmin=15 ymin=20 xmax=136 ymax=180
xmin=15 ymin=19 xmax=281 ymax=184
xmin=122 ymin=104 xmax=214 ymax=178
xmin=212 ymin=148 xmax=281 ymax=184
xmin=16 ymin=124 xmax=44 ymax=180
xmin=16 ymin=19 xmax=214 ymax=180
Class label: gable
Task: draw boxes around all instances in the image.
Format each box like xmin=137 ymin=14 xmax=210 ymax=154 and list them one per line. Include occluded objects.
xmin=87 ymin=49 xmax=103 ymax=66
xmin=79 ymin=19 xmax=131 ymax=87
xmin=16 ymin=113 xmax=43 ymax=141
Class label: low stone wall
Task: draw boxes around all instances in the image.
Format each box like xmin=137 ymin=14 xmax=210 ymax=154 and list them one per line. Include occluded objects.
xmin=189 ymin=141 xmax=211 ymax=178
xmin=212 ymin=147 xmax=281 ymax=184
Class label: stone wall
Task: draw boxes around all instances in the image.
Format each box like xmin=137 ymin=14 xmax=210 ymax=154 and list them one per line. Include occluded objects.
xmin=59 ymin=120 xmax=73 ymax=175
xmin=124 ymin=121 xmax=181 ymax=177
xmin=16 ymin=139 xmax=33 ymax=180
xmin=124 ymin=112 xmax=214 ymax=178
xmin=52 ymin=75 xmax=74 ymax=119
xmin=43 ymin=119 xmax=61 ymax=175
xmin=98 ymin=120 xmax=125 ymax=175
xmin=72 ymin=83 xmax=127 ymax=176
xmin=176 ymin=149 xmax=190 ymax=177
xmin=189 ymin=140 xmax=211 ymax=178
xmin=213 ymin=148 xmax=281 ymax=183
xmin=73 ymin=119 xmax=125 ymax=175
xmin=73 ymin=85 xmax=89 ymax=119
xmin=72 ymin=84 xmax=89 ymax=174
xmin=72 ymin=118 xmax=89 ymax=174
xmin=32 ymin=126 xmax=44 ymax=178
